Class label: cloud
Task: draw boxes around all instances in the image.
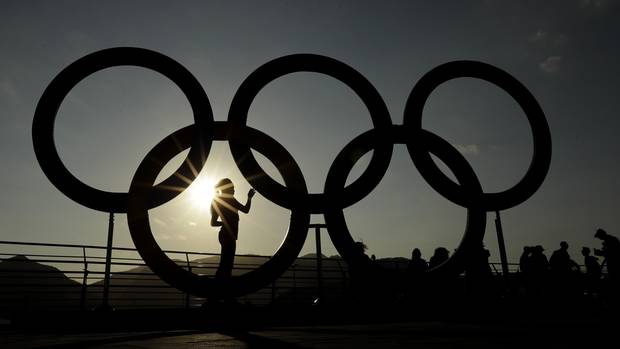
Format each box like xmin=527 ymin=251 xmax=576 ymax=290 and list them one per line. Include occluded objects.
xmin=581 ymin=0 xmax=609 ymax=9
xmin=0 ymin=78 xmax=20 ymax=102
xmin=188 ymin=221 xmax=198 ymax=227
xmin=529 ymin=31 xmax=567 ymax=48
xmin=152 ymin=217 xmax=167 ymax=227
xmin=539 ymin=56 xmax=562 ymax=73
xmin=553 ymin=34 xmax=568 ymax=47
xmin=529 ymin=30 xmax=548 ymax=42
xmin=455 ymin=144 xmax=480 ymax=155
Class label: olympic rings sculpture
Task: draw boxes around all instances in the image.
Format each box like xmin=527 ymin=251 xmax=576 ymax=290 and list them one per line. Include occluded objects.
xmin=32 ymin=47 xmax=551 ymax=298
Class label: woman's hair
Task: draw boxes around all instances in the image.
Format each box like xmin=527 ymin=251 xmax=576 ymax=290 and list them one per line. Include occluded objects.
xmin=214 ymin=178 xmax=233 ymax=195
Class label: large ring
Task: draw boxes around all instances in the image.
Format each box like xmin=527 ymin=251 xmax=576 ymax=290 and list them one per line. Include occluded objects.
xmin=323 ymin=125 xmax=486 ymax=277
xmin=127 ymin=121 xmax=310 ymax=297
xmin=32 ymin=47 xmax=214 ymax=213
xmin=228 ymin=54 xmax=393 ymax=212
xmin=404 ymin=60 xmax=551 ymax=211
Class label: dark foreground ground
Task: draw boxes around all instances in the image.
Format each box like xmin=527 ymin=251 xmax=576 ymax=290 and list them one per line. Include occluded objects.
xmin=2 ymin=320 xmax=618 ymax=349
xmin=1 ymin=302 xmax=618 ymax=348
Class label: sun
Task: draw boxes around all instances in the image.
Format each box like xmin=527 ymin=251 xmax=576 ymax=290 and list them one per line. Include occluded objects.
xmin=188 ymin=176 xmax=216 ymax=211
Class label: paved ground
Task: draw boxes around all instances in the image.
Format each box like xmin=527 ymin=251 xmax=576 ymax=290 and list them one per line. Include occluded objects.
xmin=1 ymin=320 xmax=615 ymax=349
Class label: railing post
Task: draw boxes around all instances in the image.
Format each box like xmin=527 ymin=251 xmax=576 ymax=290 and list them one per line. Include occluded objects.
xmin=315 ymin=225 xmax=323 ymax=299
xmin=335 ymin=259 xmax=346 ymax=297
xmin=100 ymin=212 xmax=114 ymax=310
xmin=292 ymin=264 xmax=297 ymax=296
xmin=494 ymin=211 xmax=510 ymax=277
xmin=185 ymin=252 xmax=191 ymax=308
xmin=80 ymin=247 xmax=89 ymax=311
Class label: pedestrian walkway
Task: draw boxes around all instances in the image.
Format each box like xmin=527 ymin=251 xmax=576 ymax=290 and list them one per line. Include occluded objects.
xmin=1 ymin=320 xmax=615 ymax=349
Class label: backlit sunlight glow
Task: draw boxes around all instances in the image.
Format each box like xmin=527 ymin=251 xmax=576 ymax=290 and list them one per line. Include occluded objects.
xmin=155 ymin=148 xmax=271 ymax=249
xmin=188 ymin=176 xmax=216 ymax=211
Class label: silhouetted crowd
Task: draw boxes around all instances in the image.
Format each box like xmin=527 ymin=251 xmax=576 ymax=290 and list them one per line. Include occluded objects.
xmin=516 ymin=228 xmax=619 ymax=304
xmin=347 ymin=228 xmax=620 ymax=311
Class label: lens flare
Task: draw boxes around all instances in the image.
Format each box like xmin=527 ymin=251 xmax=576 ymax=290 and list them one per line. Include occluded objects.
xmin=188 ymin=176 xmax=216 ymax=211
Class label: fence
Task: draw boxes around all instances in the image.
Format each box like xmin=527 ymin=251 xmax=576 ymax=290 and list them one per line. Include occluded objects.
xmin=0 ymin=238 xmax=350 ymax=311
xmin=0 ymin=238 xmax=594 ymax=312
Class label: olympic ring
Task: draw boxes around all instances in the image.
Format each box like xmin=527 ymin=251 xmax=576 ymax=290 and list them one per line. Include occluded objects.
xmin=323 ymin=126 xmax=486 ymax=277
xmin=33 ymin=48 xmax=551 ymax=297
xmin=228 ymin=54 xmax=393 ymax=213
xmin=32 ymin=47 xmax=214 ymax=213
xmin=127 ymin=122 xmax=310 ymax=297
xmin=404 ymin=61 xmax=551 ymax=211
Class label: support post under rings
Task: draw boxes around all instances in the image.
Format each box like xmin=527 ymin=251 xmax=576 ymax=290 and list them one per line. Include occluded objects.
xmin=100 ymin=212 xmax=114 ymax=310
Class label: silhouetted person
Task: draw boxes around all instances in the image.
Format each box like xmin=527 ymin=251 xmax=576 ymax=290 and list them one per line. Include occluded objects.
xmin=428 ymin=247 xmax=449 ymax=269
xmin=347 ymin=241 xmax=399 ymax=305
xmin=210 ymin=178 xmax=255 ymax=280
xmin=371 ymin=254 xmax=376 ymax=262
xmin=426 ymin=247 xmax=456 ymax=308
xmin=582 ymin=247 xmax=601 ymax=296
xmin=594 ymin=228 xmax=620 ymax=304
xmin=407 ymin=248 xmax=428 ymax=275
xmin=404 ymin=248 xmax=428 ymax=304
xmin=349 ymin=241 xmax=372 ymax=279
xmin=519 ymin=246 xmax=533 ymax=274
xmin=469 ymin=245 xmax=493 ymax=278
xmin=582 ymin=247 xmax=602 ymax=279
xmin=348 ymin=241 xmax=373 ymax=302
xmin=354 ymin=241 xmax=370 ymax=260
xmin=594 ymin=228 xmax=620 ymax=281
xmin=529 ymin=245 xmax=549 ymax=274
xmin=519 ymin=246 xmax=532 ymax=296
xmin=549 ymin=241 xmax=580 ymax=298
xmin=550 ymin=241 xmax=579 ymax=274
xmin=528 ymin=245 xmax=549 ymax=298
xmin=464 ymin=244 xmax=494 ymax=302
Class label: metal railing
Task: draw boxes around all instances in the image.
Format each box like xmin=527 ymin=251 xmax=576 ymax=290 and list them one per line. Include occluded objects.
xmin=1 ymin=237 xmax=602 ymax=311
xmin=0 ymin=238 xmax=350 ymax=310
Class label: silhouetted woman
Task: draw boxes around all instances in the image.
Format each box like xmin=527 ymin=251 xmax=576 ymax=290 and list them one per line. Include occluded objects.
xmin=210 ymin=178 xmax=255 ymax=279
xmin=405 ymin=248 xmax=428 ymax=303
xmin=407 ymin=248 xmax=428 ymax=275
xmin=582 ymin=247 xmax=601 ymax=296
xmin=427 ymin=247 xmax=453 ymax=307
xmin=428 ymin=247 xmax=449 ymax=269
xmin=528 ymin=245 xmax=549 ymax=298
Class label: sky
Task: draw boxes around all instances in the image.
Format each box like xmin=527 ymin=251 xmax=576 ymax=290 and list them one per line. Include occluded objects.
xmin=1 ymin=0 xmax=619 ymax=266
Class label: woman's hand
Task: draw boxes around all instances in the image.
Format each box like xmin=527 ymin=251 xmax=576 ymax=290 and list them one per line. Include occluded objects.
xmin=248 ymin=189 xmax=256 ymax=198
